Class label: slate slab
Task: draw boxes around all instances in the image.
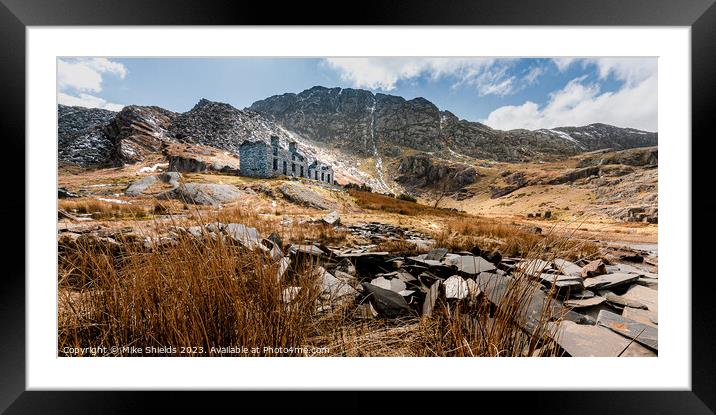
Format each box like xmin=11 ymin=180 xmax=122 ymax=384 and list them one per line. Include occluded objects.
xmin=583 ymin=273 xmax=640 ymax=291
xmin=516 ymin=259 xmax=552 ymax=276
xmin=538 ymin=273 xmax=585 ymax=291
xmin=622 ymin=285 xmax=658 ymax=314
xmin=599 ymin=290 xmax=648 ymax=309
xmin=276 ymin=257 xmax=291 ymax=280
xmin=370 ymin=277 xmax=406 ymax=293
xmin=563 ymin=296 xmax=606 ymax=309
xmin=362 ymin=282 xmax=413 ymax=319
xmin=288 ymin=244 xmax=325 ymax=257
xmin=597 ymin=310 xmax=658 ymax=351
xmin=553 ymin=259 xmax=583 ymax=277
xmin=455 ymin=255 xmax=497 ymax=275
xmin=425 ymin=248 xmax=449 ymax=261
xmin=569 ymin=290 xmax=595 ymax=300
xmin=320 ymin=268 xmax=358 ymax=301
xmin=549 ymin=320 xmax=656 ymax=357
xmin=622 ymin=306 xmax=658 ymax=327
xmin=475 ymin=272 xmax=563 ymax=334
xmin=422 ymin=280 xmax=441 ymax=317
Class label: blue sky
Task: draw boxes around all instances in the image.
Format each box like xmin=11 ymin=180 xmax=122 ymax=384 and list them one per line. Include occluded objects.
xmin=57 ymin=57 xmax=657 ymax=131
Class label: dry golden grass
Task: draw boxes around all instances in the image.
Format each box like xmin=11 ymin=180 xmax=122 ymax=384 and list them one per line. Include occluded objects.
xmin=59 ymin=234 xmax=328 ymax=356
xmin=349 ymin=189 xmax=463 ymax=217
xmin=59 ymin=198 xmax=150 ymax=220
xmin=433 ymin=217 xmax=600 ymax=261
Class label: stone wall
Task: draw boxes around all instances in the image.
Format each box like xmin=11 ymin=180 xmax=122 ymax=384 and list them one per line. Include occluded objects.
xmin=239 ymin=141 xmax=271 ymax=177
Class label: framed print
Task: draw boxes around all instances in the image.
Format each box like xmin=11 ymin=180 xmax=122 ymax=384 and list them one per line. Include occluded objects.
xmin=2 ymin=0 xmax=713 ymax=412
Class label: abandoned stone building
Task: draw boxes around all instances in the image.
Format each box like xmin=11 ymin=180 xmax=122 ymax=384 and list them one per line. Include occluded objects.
xmin=239 ymin=135 xmax=334 ymax=184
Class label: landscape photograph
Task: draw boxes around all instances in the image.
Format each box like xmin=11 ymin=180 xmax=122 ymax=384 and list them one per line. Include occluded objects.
xmin=57 ymin=57 xmax=658 ymax=357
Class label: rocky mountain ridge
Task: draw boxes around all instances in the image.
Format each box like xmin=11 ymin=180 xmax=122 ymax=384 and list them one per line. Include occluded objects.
xmin=249 ymin=86 xmax=658 ymax=162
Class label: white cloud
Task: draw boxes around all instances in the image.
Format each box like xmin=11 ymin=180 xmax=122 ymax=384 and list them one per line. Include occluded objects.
xmin=552 ymin=58 xmax=576 ymax=72
xmin=58 ymin=58 xmax=127 ymax=93
xmin=485 ymin=73 xmax=657 ymax=131
xmin=324 ymin=57 xmax=523 ymax=96
xmin=552 ymin=57 xmax=655 ymax=86
xmin=58 ymin=92 xmax=125 ymax=112
xmin=589 ymin=57 xmax=656 ymax=86
xmin=57 ymin=58 xmax=127 ymax=111
xmin=523 ymin=66 xmax=544 ymax=85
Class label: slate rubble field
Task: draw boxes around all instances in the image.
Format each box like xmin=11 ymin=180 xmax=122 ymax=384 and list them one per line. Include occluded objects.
xmin=58 ymin=178 xmax=658 ymax=357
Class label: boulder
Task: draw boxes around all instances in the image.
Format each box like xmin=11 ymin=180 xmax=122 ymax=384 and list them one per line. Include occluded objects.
xmin=224 ymin=223 xmax=261 ymax=249
xmin=622 ymin=307 xmax=658 ymax=327
xmin=538 ymin=273 xmax=585 ymax=292
xmin=58 ymin=187 xmax=79 ymax=198
xmin=278 ymin=182 xmax=336 ymax=210
xmin=334 ymin=258 xmax=356 ymax=276
xmin=581 ymin=259 xmax=607 ymax=278
xmin=466 ymin=278 xmax=482 ymax=302
xmin=444 ymin=275 xmax=469 ymax=299
xmin=276 ymin=257 xmax=291 ymax=280
xmin=125 ymin=175 xmax=158 ymax=196
xmin=321 ymin=210 xmax=341 ymax=226
xmin=168 ymin=183 xmax=243 ymax=206
xmin=158 ymin=171 xmax=181 ymax=187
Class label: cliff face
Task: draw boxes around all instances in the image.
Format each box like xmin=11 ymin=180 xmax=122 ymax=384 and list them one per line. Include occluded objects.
xmin=396 ymin=154 xmax=479 ymax=192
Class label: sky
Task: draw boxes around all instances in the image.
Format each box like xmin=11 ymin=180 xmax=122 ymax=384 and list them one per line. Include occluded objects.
xmin=57 ymin=57 xmax=657 ymax=132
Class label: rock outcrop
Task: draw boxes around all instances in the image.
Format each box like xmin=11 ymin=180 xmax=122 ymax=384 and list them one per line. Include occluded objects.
xmin=104 ymin=105 xmax=177 ymax=164
xmin=577 ymin=146 xmax=658 ymax=168
xmin=396 ymin=153 xmax=478 ymax=191
xmin=58 ymin=105 xmax=117 ymax=166
xmin=169 ymin=98 xmax=292 ymax=154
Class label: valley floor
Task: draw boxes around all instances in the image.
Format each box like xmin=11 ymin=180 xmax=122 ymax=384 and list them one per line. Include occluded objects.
xmin=57 ymin=164 xmax=658 ymax=357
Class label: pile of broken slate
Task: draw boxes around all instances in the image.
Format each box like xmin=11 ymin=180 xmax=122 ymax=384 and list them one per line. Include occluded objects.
xmin=57 ymin=215 xmax=658 ymax=357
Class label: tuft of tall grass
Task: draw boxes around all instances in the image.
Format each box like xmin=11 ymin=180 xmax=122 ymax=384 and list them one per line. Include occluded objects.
xmin=59 ymin=231 xmax=326 ymax=356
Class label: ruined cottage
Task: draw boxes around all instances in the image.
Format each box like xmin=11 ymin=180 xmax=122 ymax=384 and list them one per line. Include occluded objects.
xmin=239 ymin=135 xmax=334 ymax=184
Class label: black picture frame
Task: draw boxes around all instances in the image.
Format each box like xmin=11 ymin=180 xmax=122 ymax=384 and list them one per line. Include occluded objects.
xmin=1 ymin=0 xmax=712 ymax=412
